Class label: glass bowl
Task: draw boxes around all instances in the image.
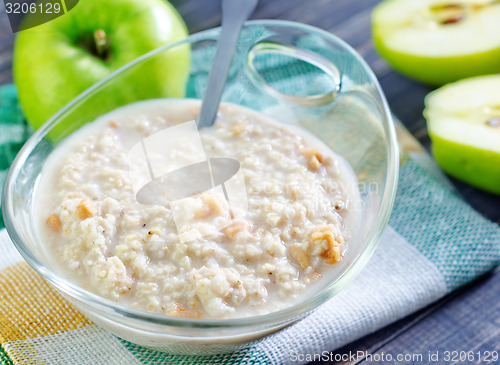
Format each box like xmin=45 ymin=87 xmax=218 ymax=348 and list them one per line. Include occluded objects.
xmin=2 ymin=20 xmax=398 ymax=354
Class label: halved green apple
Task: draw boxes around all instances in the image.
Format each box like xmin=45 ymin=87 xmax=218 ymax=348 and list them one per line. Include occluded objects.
xmin=424 ymin=75 xmax=500 ymax=194
xmin=372 ymin=0 xmax=500 ymax=86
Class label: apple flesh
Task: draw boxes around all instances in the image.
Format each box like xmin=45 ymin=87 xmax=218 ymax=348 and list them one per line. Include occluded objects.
xmin=424 ymin=75 xmax=500 ymax=194
xmin=14 ymin=0 xmax=189 ymax=131
xmin=372 ymin=0 xmax=500 ymax=86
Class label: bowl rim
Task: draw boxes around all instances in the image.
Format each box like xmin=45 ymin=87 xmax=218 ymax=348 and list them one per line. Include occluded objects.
xmin=2 ymin=19 xmax=399 ymax=329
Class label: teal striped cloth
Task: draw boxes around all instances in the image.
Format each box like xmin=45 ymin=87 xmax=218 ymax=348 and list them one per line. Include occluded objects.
xmin=0 ymin=85 xmax=30 ymax=230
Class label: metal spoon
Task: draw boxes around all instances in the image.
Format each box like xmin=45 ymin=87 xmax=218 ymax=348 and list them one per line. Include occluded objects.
xmin=134 ymin=0 xmax=257 ymax=206
xmin=197 ymin=0 xmax=258 ymax=129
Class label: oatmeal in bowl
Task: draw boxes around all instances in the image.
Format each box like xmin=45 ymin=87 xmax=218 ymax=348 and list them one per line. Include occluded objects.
xmin=3 ymin=21 xmax=398 ymax=352
xmin=36 ymin=99 xmax=360 ymax=320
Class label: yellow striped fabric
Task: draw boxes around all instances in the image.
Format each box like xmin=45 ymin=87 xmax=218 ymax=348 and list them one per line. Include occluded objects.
xmin=0 ymin=262 xmax=94 ymax=363
xmin=0 ymin=262 xmax=92 ymax=343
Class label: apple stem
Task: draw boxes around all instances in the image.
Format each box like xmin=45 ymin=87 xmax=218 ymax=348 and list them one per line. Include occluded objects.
xmin=93 ymin=29 xmax=109 ymax=60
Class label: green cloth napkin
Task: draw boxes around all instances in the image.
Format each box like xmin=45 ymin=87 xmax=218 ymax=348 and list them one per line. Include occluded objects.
xmin=0 ymin=84 xmax=30 ymax=230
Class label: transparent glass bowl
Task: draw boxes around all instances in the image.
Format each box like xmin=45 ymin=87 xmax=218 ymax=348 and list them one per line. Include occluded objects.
xmin=2 ymin=20 xmax=398 ymax=354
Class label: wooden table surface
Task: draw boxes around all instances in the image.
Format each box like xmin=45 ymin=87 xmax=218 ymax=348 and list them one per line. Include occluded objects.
xmin=1 ymin=1 xmax=499 ymax=364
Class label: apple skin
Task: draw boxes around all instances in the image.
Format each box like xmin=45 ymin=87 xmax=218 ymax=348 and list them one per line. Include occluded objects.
xmin=425 ymin=75 xmax=500 ymax=195
xmin=430 ymin=134 xmax=500 ymax=195
xmin=14 ymin=0 xmax=189 ymax=131
xmin=372 ymin=35 xmax=500 ymax=86
xmin=372 ymin=0 xmax=500 ymax=86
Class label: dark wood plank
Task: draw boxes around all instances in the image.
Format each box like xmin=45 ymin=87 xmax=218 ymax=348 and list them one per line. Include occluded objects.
xmin=366 ymin=271 xmax=500 ymax=365
xmin=170 ymin=0 xmax=221 ymax=34
xmin=446 ymin=178 xmax=500 ymax=224
xmin=0 ymin=4 xmax=15 ymax=84
xmin=309 ymin=269 xmax=500 ymax=364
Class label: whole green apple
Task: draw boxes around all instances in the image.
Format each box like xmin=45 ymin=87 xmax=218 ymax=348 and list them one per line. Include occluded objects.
xmin=14 ymin=0 xmax=189 ymax=130
xmin=424 ymin=75 xmax=500 ymax=194
xmin=372 ymin=0 xmax=500 ymax=86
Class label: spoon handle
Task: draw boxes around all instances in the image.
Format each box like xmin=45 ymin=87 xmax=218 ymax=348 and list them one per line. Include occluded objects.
xmin=197 ymin=0 xmax=258 ymax=129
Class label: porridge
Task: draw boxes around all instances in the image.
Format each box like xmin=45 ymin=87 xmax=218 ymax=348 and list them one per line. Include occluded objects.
xmin=35 ymin=99 xmax=359 ymax=319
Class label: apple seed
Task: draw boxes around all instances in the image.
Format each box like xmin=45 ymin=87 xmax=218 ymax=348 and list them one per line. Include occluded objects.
xmin=442 ymin=13 xmax=465 ymax=24
xmin=429 ymin=3 xmax=467 ymax=25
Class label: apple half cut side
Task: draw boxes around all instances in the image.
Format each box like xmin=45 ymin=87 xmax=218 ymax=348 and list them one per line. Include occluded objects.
xmin=372 ymin=0 xmax=500 ymax=86
xmin=424 ymin=74 xmax=500 ymax=194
